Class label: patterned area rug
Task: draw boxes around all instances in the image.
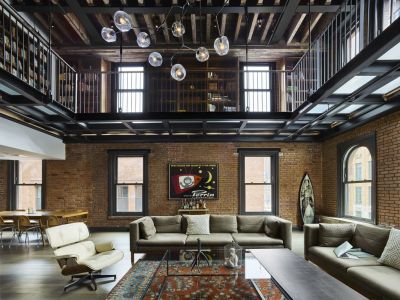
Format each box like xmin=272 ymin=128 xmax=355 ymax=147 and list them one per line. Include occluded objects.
xmin=107 ymin=260 xmax=285 ymax=300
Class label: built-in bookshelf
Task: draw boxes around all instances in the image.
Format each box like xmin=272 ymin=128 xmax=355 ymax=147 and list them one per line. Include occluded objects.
xmin=146 ymin=57 xmax=239 ymax=112
xmin=0 ymin=5 xmax=49 ymax=94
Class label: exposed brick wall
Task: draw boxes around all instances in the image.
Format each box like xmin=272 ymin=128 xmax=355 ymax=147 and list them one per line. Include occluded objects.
xmin=322 ymin=110 xmax=400 ymax=227
xmin=0 ymin=161 xmax=7 ymax=211
xmin=43 ymin=142 xmax=322 ymax=228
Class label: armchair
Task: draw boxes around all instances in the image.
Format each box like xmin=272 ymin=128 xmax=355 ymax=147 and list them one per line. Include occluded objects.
xmin=46 ymin=222 xmax=124 ymax=292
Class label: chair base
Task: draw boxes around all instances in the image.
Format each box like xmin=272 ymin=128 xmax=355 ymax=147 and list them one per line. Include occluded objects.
xmin=64 ymin=273 xmax=117 ymax=292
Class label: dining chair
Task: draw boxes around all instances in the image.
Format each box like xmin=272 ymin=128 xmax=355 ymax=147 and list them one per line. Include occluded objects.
xmin=39 ymin=215 xmax=61 ymax=245
xmin=0 ymin=216 xmax=17 ymax=247
xmin=16 ymin=215 xmax=41 ymax=246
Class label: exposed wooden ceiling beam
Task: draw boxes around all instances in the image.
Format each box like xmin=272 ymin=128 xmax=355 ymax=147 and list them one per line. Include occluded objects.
xmin=301 ymin=0 xmax=330 ymax=43
xmin=247 ymin=0 xmax=263 ymax=42
xmin=206 ymin=0 xmax=211 ymax=42
xmin=220 ymin=0 xmax=229 ymax=36
xmin=65 ymin=0 xmax=102 ymax=43
xmin=155 ymin=0 xmax=170 ymax=43
xmin=32 ymin=12 xmax=63 ymax=44
xmin=191 ymin=14 xmax=197 ymax=44
xmin=286 ymin=13 xmax=306 ymax=44
xmin=234 ymin=0 xmax=246 ymax=43
xmin=260 ymin=0 xmax=280 ymax=43
xmin=138 ymin=0 xmax=156 ymax=43
xmin=269 ymin=0 xmax=301 ymax=44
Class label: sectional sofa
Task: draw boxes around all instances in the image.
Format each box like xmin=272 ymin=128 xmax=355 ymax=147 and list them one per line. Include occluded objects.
xmin=305 ymin=223 xmax=399 ymax=300
xmin=130 ymin=214 xmax=292 ymax=261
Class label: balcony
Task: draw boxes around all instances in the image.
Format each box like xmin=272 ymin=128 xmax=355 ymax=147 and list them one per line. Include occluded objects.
xmin=0 ymin=0 xmax=399 ymax=142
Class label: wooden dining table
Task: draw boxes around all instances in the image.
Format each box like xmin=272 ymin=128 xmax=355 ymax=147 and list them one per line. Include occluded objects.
xmin=0 ymin=210 xmax=88 ymax=223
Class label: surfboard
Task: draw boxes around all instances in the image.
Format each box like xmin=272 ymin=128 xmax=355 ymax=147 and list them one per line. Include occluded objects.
xmin=300 ymin=173 xmax=315 ymax=224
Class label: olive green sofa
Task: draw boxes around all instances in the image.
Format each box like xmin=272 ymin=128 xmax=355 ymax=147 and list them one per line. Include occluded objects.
xmin=305 ymin=223 xmax=399 ymax=300
xmin=130 ymin=214 xmax=292 ymax=261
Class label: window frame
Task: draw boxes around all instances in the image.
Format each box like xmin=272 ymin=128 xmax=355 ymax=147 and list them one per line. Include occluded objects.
xmin=239 ymin=149 xmax=279 ymax=215
xmin=111 ymin=63 xmax=145 ymax=113
xmin=337 ymin=134 xmax=376 ymax=224
xmin=108 ymin=149 xmax=149 ymax=217
xmin=240 ymin=63 xmax=276 ymax=112
xmin=8 ymin=160 xmax=45 ymax=210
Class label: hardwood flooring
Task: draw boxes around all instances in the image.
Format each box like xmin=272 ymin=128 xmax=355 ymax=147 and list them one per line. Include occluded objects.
xmin=0 ymin=230 xmax=304 ymax=300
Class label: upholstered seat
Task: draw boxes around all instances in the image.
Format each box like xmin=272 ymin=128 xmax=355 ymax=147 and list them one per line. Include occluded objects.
xmin=46 ymin=222 xmax=124 ymax=292
xmin=185 ymin=233 xmax=233 ymax=246
xmin=232 ymin=233 xmax=283 ymax=247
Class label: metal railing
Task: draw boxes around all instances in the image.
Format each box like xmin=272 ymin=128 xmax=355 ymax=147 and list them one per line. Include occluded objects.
xmin=286 ymin=0 xmax=400 ymax=112
xmin=73 ymin=69 xmax=275 ymax=114
xmin=0 ymin=0 xmax=77 ymax=111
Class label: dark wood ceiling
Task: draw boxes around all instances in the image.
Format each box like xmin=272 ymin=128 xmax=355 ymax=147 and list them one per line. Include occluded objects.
xmin=11 ymin=0 xmax=343 ymax=61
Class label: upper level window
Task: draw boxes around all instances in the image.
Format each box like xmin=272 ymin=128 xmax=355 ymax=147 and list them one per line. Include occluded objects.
xmin=338 ymin=135 xmax=376 ymax=222
xmin=242 ymin=65 xmax=273 ymax=112
xmin=11 ymin=160 xmax=44 ymax=210
xmin=239 ymin=150 xmax=279 ymax=215
xmin=108 ymin=150 xmax=148 ymax=216
xmin=117 ymin=66 xmax=144 ymax=113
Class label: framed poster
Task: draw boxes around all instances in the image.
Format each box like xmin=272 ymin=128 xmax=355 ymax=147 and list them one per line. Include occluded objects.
xmin=169 ymin=163 xmax=218 ymax=199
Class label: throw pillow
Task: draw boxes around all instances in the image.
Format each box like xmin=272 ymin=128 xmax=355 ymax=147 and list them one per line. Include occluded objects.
xmin=153 ymin=215 xmax=182 ymax=233
xmin=139 ymin=217 xmax=156 ymax=240
xmin=318 ymin=223 xmax=355 ymax=247
xmin=184 ymin=214 xmax=210 ymax=235
xmin=265 ymin=217 xmax=280 ymax=238
xmin=210 ymin=215 xmax=238 ymax=233
xmin=378 ymin=228 xmax=400 ymax=270
xmin=237 ymin=216 xmax=265 ymax=233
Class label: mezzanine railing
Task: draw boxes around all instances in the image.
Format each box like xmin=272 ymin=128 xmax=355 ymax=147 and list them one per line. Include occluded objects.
xmin=286 ymin=0 xmax=400 ymax=111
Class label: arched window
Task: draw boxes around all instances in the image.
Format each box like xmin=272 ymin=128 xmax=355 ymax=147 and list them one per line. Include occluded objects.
xmin=338 ymin=135 xmax=376 ymax=222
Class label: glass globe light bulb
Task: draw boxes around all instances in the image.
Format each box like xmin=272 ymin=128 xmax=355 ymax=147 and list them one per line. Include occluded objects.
xmin=171 ymin=64 xmax=186 ymax=81
xmin=172 ymin=21 xmax=186 ymax=38
xmin=113 ymin=11 xmax=132 ymax=32
xmin=101 ymin=27 xmax=116 ymax=43
xmin=148 ymin=52 xmax=163 ymax=67
xmin=196 ymin=47 xmax=209 ymax=62
xmin=214 ymin=36 xmax=229 ymax=56
xmin=137 ymin=32 xmax=151 ymax=48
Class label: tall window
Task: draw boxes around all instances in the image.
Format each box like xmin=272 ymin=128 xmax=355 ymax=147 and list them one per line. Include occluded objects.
xmin=11 ymin=160 xmax=44 ymax=210
xmin=239 ymin=150 xmax=279 ymax=215
xmin=242 ymin=65 xmax=273 ymax=112
xmin=108 ymin=150 xmax=148 ymax=216
xmin=338 ymin=135 xmax=376 ymax=222
xmin=116 ymin=66 xmax=144 ymax=113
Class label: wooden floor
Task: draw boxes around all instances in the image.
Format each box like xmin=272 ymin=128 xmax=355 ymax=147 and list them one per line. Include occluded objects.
xmin=0 ymin=230 xmax=304 ymax=300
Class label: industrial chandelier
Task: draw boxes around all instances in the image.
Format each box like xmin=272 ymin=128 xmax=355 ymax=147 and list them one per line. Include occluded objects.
xmin=101 ymin=0 xmax=230 ymax=81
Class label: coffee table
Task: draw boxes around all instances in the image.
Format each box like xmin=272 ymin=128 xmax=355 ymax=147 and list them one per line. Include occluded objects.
xmin=139 ymin=249 xmax=286 ymax=300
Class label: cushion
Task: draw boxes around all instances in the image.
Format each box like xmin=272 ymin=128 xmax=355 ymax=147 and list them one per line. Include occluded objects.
xmin=347 ymin=266 xmax=400 ymax=300
xmin=184 ymin=214 xmax=210 ymax=235
xmin=265 ymin=216 xmax=281 ymax=238
xmin=152 ymin=215 xmax=182 ymax=233
xmin=46 ymin=222 xmax=90 ymax=248
xmin=353 ymin=224 xmax=390 ymax=257
xmin=308 ymin=246 xmax=381 ymax=280
xmin=79 ymin=249 xmax=124 ymax=271
xmin=137 ymin=233 xmax=187 ymax=247
xmin=232 ymin=233 xmax=283 ymax=246
xmin=95 ymin=242 xmax=114 ymax=253
xmin=318 ymin=223 xmax=355 ymax=247
xmin=378 ymin=228 xmax=400 ymax=270
xmin=139 ymin=217 xmax=156 ymax=240
xmin=185 ymin=233 xmax=233 ymax=246
xmin=237 ymin=216 xmax=265 ymax=233
xmin=210 ymin=215 xmax=238 ymax=233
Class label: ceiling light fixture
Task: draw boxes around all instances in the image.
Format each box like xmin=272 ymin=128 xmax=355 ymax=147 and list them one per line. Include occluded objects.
xmin=101 ymin=0 xmax=231 ymax=81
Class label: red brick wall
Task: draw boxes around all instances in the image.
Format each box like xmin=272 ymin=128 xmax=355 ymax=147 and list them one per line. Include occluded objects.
xmin=42 ymin=142 xmax=322 ymax=228
xmin=0 ymin=161 xmax=7 ymax=211
xmin=322 ymin=110 xmax=400 ymax=227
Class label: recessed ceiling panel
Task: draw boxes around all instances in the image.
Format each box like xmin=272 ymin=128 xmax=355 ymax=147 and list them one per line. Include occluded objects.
xmin=334 ymin=76 xmax=376 ymax=94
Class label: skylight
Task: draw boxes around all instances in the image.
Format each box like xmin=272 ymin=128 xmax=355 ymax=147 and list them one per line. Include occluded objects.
xmin=333 ymin=76 xmax=376 ymax=94
xmin=377 ymin=42 xmax=400 ymax=61
xmin=372 ymin=77 xmax=400 ymax=94
xmin=337 ymin=104 xmax=364 ymax=114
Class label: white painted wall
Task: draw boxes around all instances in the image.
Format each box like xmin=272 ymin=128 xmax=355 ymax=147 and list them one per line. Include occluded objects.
xmin=0 ymin=117 xmax=65 ymax=160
